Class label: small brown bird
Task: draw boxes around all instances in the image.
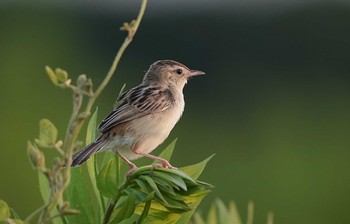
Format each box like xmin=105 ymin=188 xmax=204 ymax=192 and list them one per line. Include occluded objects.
xmin=72 ymin=60 xmax=204 ymax=173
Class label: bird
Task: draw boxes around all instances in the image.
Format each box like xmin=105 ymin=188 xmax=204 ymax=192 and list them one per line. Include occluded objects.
xmin=71 ymin=60 xmax=205 ymax=174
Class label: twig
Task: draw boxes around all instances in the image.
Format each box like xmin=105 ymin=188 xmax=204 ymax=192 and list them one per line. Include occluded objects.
xmin=28 ymin=0 xmax=148 ymax=223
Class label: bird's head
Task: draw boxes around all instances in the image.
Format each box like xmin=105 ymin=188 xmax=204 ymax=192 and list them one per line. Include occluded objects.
xmin=143 ymin=60 xmax=205 ymax=89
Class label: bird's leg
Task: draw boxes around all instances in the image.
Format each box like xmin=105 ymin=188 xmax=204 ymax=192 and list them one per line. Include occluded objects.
xmin=114 ymin=150 xmax=138 ymax=175
xmin=133 ymin=151 xmax=176 ymax=169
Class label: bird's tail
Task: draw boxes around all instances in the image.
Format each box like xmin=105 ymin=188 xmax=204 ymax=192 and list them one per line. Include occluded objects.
xmin=71 ymin=138 xmax=107 ymax=167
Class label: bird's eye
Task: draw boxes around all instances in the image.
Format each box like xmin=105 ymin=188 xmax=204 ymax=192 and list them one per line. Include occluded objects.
xmin=176 ymin=69 xmax=183 ymax=75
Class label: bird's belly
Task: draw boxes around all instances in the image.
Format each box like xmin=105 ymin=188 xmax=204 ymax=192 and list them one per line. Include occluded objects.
xmin=136 ymin=108 xmax=182 ymax=139
xmin=130 ymin=101 xmax=184 ymax=151
xmin=108 ymin=100 xmax=184 ymax=160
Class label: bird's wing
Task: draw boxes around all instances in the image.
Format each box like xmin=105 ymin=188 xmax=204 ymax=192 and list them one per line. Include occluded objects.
xmin=98 ymin=85 xmax=175 ymax=132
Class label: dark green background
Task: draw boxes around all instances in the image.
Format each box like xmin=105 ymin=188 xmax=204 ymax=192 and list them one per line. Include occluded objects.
xmin=1 ymin=1 xmax=350 ymax=223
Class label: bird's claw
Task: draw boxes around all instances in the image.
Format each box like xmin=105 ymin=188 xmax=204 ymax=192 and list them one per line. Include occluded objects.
xmin=126 ymin=164 xmax=138 ymax=176
xmin=152 ymin=161 xmax=177 ymax=169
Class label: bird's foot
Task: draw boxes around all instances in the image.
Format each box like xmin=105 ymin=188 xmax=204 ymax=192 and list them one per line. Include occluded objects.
xmin=126 ymin=163 xmax=138 ymax=176
xmin=153 ymin=160 xmax=177 ymax=169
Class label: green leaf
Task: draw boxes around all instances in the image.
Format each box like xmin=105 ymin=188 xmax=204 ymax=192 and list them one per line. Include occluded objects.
xmin=140 ymin=204 xmax=179 ymax=224
xmin=38 ymin=172 xmax=50 ymax=203
xmin=108 ymin=149 xmax=214 ymax=224
xmin=85 ymin=108 xmax=103 ymax=215
xmin=134 ymin=179 xmax=153 ymax=193
xmin=191 ymin=200 xmax=244 ymax=224
xmin=151 ymin=176 xmax=175 ymax=192
xmin=10 ymin=208 xmax=21 ymax=220
xmin=55 ymin=68 xmax=68 ymax=82
xmin=38 ymin=173 xmax=62 ymax=224
xmin=154 ymin=139 xmax=177 ymax=164
xmin=156 ymin=168 xmax=196 ymax=186
xmin=35 ymin=119 xmax=58 ymax=148
xmin=134 ymin=191 xmax=155 ymax=224
xmin=136 ymin=194 xmax=153 ymax=224
xmin=139 ymin=175 xmax=167 ymax=204
xmin=109 ymin=193 xmax=136 ymax=224
xmin=180 ymin=154 xmax=215 ymax=179
xmin=99 ymin=151 xmax=126 ymax=192
xmin=176 ymin=194 xmax=211 ymax=223
xmin=66 ymin=167 xmax=97 ymax=224
xmin=0 ymin=200 xmax=10 ymax=221
xmin=175 ymin=155 xmax=215 ymax=224
xmin=97 ymin=159 xmax=118 ymax=198
xmin=122 ymin=166 xmax=212 ymax=223
xmin=216 ymin=199 xmax=228 ymax=224
xmin=192 ymin=212 xmax=206 ymax=224
xmin=151 ymin=170 xmax=186 ymax=191
xmin=207 ymin=201 xmax=218 ymax=224
xmin=227 ymin=201 xmax=242 ymax=224
xmin=247 ymin=201 xmax=254 ymax=224
xmin=45 ymin=66 xmax=58 ymax=85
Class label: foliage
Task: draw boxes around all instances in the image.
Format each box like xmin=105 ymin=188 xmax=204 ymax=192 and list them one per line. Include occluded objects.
xmin=191 ymin=199 xmax=274 ymax=224
xmin=0 ymin=0 xmax=216 ymax=223
xmin=15 ymin=107 xmax=214 ymax=224
xmin=0 ymin=1 xmax=275 ymax=223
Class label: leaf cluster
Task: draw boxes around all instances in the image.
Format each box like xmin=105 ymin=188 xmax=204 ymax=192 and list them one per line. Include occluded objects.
xmin=0 ymin=200 xmax=23 ymax=224
xmin=59 ymin=110 xmax=214 ymax=224
xmin=192 ymin=199 xmax=274 ymax=224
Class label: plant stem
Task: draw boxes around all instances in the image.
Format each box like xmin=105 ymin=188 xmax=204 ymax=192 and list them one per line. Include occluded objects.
xmin=103 ymin=197 xmax=119 ymax=224
xmin=29 ymin=1 xmax=148 ymax=223
xmin=103 ymin=183 xmax=127 ymax=224
xmin=63 ymin=0 xmax=148 ymax=154
xmin=85 ymin=0 xmax=148 ymax=113
xmin=23 ymin=205 xmax=46 ymax=224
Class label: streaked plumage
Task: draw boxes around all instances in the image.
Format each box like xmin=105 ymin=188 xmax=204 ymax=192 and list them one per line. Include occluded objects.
xmin=72 ymin=60 xmax=204 ymax=173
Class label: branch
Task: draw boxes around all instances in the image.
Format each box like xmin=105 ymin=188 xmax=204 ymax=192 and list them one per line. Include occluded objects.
xmin=26 ymin=1 xmax=148 ymax=223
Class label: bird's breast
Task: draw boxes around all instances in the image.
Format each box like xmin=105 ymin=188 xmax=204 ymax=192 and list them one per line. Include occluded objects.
xmin=132 ymin=93 xmax=184 ymax=139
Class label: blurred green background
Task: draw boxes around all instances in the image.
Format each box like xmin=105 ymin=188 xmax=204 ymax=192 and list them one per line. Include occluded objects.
xmin=1 ymin=0 xmax=350 ymax=223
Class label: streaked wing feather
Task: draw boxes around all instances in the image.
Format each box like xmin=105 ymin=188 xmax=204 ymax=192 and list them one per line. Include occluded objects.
xmin=98 ymin=85 xmax=174 ymax=132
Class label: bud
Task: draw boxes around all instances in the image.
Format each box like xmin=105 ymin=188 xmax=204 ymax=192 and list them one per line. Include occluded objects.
xmin=61 ymin=208 xmax=80 ymax=216
xmin=27 ymin=141 xmax=46 ymax=171
xmin=55 ymin=68 xmax=68 ymax=83
xmin=85 ymin=78 xmax=94 ymax=96
xmin=45 ymin=66 xmax=58 ymax=85
xmin=77 ymin=74 xmax=87 ymax=89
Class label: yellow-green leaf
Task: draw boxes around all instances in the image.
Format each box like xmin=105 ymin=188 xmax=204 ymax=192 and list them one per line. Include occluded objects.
xmin=180 ymin=154 xmax=215 ymax=180
xmin=97 ymin=159 xmax=118 ymax=198
xmin=38 ymin=172 xmax=63 ymax=224
xmin=38 ymin=172 xmax=50 ymax=203
xmin=55 ymin=68 xmax=68 ymax=82
xmin=45 ymin=66 xmax=58 ymax=85
xmin=35 ymin=119 xmax=58 ymax=148
xmin=154 ymin=139 xmax=177 ymax=164
xmin=66 ymin=168 xmax=96 ymax=224
xmin=0 ymin=200 xmax=10 ymax=221
xmin=85 ymin=108 xmax=104 ymax=216
xmin=109 ymin=193 xmax=136 ymax=224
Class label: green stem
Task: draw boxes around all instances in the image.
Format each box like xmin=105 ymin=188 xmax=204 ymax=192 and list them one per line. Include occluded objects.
xmin=85 ymin=0 xmax=148 ymax=113
xmin=103 ymin=197 xmax=119 ymax=224
xmin=103 ymin=183 xmax=127 ymax=224
xmin=23 ymin=205 xmax=46 ymax=224
xmin=62 ymin=0 xmax=148 ymax=154
xmin=27 ymin=0 xmax=148 ymax=223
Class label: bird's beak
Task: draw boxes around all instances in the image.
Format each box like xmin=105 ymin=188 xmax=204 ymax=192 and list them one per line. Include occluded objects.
xmin=188 ymin=70 xmax=205 ymax=77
